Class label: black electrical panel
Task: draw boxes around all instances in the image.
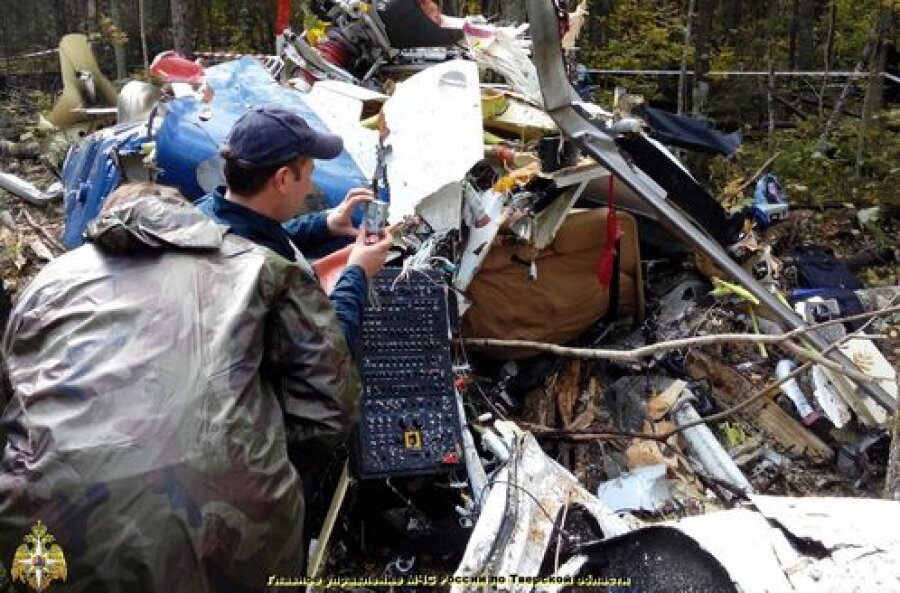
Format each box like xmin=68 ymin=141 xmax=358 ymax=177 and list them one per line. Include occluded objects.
xmin=355 ymin=268 xmax=462 ymax=479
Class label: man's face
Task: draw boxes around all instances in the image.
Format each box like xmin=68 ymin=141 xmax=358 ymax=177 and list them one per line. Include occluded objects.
xmin=273 ymin=157 xmax=314 ymax=221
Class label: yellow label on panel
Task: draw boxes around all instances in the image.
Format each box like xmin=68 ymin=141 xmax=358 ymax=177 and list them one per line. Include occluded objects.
xmin=404 ymin=429 xmax=423 ymax=450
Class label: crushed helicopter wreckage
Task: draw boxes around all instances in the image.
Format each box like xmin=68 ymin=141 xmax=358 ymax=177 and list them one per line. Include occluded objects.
xmin=0 ymin=0 xmax=898 ymax=589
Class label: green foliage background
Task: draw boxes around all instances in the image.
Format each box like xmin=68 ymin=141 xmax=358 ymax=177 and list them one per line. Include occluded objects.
xmin=583 ymin=0 xmax=897 ymax=210
xmin=0 ymin=1 xmax=896 ymax=209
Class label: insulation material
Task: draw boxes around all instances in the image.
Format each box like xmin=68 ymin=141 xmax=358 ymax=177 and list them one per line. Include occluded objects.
xmin=464 ymin=23 xmax=541 ymax=106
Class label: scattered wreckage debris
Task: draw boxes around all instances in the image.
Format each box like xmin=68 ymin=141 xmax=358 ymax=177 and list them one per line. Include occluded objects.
xmin=527 ymin=0 xmax=895 ymax=415
xmin=0 ymin=0 xmax=898 ymax=588
xmin=685 ymin=351 xmax=834 ymax=463
xmin=0 ymin=157 xmax=66 ymax=301
xmin=43 ymin=34 xmax=118 ymax=130
xmin=0 ymin=172 xmax=62 ymax=207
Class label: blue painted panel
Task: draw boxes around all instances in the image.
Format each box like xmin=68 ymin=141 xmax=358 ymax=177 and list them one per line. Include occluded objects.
xmin=61 ymin=125 xmax=145 ymax=248
xmin=156 ymin=57 xmax=368 ymax=206
xmin=62 ymin=58 xmax=369 ymax=248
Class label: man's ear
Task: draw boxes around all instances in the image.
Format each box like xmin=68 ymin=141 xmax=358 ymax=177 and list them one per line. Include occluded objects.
xmin=272 ymin=165 xmax=291 ymax=195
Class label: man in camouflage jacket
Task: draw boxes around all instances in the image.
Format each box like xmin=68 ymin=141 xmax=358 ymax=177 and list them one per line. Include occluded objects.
xmin=0 ymin=110 xmax=389 ymax=592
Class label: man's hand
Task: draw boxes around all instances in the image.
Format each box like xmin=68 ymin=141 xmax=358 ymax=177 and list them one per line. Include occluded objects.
xmin=347 ymin=225 xmax=393 ymax=279
xmin=326 ymin=188 xmax=373 ymax=238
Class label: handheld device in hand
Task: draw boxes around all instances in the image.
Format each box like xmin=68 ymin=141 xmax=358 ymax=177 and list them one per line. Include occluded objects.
xmin=368 ymin=133 xmax=390 ymax=243
xmin=363 ymin=200 xmax=389 ymax=242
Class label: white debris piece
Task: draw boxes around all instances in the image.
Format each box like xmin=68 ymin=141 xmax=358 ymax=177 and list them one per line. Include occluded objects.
xmin=453 ymin=426 xmax=633 ymax=591
xmin=596 ymin=464 xmax=671 ymax=513
xmin=670 ymin=496 xmax=900 ymax=593
xmin=382 ymin=60 xmax=483 ymax=230
xmin=305 ymin=80 xmax=384 ymax=179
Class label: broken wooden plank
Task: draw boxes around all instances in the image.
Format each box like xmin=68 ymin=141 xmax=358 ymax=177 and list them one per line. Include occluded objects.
xmin=572 ymin=374 xmax=602 ymax=485
xmin=27 ymin=238 xmax=54 ymax=261
xmin=556 ymin=359 xmax=582 ymax=428
xmin=523 ymin=375 xmax=557 ymax=429
xmin=647 ymin=379 xmax=687 ymax=421
xmin=686 ymin=351 xmax=833 ymax=464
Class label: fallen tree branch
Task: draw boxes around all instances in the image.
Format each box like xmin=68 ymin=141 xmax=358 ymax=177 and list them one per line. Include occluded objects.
xmin=736 ymin=152 xmax=781 ymax=194
xmin=20 ymin=208 xmax=66 ymax=254
xmin=772 ymin=94 xmax=808 ymax=119
xmin=887 ymin=406 xmax=900 ymax=501
xmin=520 ymin=421 xmax=661 ymax=443
xmin=459 ymin=304 xmax=900 ymax=367
xmin=516 ymin=298 xmax=898 ymax=445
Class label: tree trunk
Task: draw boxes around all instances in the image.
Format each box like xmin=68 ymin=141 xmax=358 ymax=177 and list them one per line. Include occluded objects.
xmin=767 ymin=48 xmax=776 ymax=148
xmin=54 ymin=0 xmax=70 ymax=43
xmin=500 ymin=0 xmax=527 ymax=24
xmin=817 ymin=11 xmax=890 ymax=155
xmin=788 ymin=0 xmax=799 ymax=69
xmin=854 ymin=27 xmax=886 ymax=177
xmin=819 ymin=0 xmax=836 ymax=117
xmin=723 ymin=0 xmax=742 ymax=29
xmin=480 ymin=0 xmax=499 ymax=20
xmin=869 ymin=12 xmax=892 ymax=113
xmin=110 ymin=0 xmax=127 ymax=80
xmin=678 ymin=0 xmax=697 ymax=116
xmin=138 ymin=0 xmax=149 ymax=69
xmin=589 ymin=0 xmax=611 ymax=48
xmin=170 ymin=0 xmax=191 ymax=56
xmin=692 ymin=0 xmax=713 ymax=118
xmin=794 ymin=0 xmax=818 ymax=70
xmin=86 ymin=0 xmax=98 ymax=26
xmin=887 ymin=411 xmax=900 ymax=500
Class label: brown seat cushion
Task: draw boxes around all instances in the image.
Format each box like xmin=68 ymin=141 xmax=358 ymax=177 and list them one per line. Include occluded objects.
xmin=463 ymin=208 xmax=643 ymax=358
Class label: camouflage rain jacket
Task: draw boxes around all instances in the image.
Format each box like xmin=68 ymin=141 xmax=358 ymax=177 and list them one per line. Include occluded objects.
xmin=0 ymin=195 xmax=360 ymax=592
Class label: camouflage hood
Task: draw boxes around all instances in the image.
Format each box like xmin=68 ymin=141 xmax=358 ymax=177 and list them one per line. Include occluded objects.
xmin=84 ymin=194 xmax=225 ymax=252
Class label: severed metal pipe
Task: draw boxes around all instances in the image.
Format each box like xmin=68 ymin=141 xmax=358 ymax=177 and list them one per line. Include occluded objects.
xmin=0 ymin=172 xmax=62 ymax=207
xmin=674 ymin=391 xmax=754 ymax=496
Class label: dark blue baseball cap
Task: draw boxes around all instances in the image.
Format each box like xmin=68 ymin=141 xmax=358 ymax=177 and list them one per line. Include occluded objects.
xmin=221 ymin=105 xmax=344 ymax=167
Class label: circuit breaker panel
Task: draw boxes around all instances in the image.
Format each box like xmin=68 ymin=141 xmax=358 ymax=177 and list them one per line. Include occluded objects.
xmin=355 ymin=268 xmax=462 ymax=479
